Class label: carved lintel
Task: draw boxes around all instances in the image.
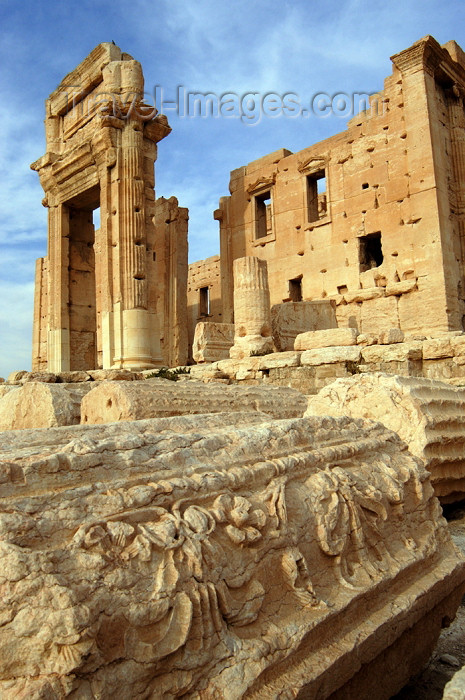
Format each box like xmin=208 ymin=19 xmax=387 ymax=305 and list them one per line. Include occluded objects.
xmin=246 ymin=174 xmax=276 ymax=195
xmin=297 ymin=156 xmax=326 ymax=174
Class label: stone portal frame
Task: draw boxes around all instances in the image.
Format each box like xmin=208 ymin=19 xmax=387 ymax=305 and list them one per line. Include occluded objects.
xmin=31 ymin=44 xmax=187 ymax=371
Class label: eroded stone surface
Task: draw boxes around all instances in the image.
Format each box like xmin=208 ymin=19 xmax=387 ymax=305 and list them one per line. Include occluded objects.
xmin=230 ymin=257 xmax=274 ymax=359
xmin=193 ymin=322 xmax=234 ymax=363
xmin=80 ymin=379 xmax=308 ymax=423
xmin=0 ymin=382 xmax=93 ymax=430
xmin=271 ymin=300 xmax=337 ymax=352
xmin=0 ymin=386 xmax=18 ymax=399
xmin=0 ymin=413 xmax=463 ymax=699
xmin=294 ymin=327 xmax=358 ymax=351
xmin=301 ymin=345 xmax=361 ymax=365
xmin=306 ymin=372 xmax=465 ymax=502
xmin=443 ymin=665 xmax=465 ymax=699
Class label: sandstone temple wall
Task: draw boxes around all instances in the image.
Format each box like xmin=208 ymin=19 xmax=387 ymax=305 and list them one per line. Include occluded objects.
xmin=187 ymin=255 xmax=222 ymax=360
xmin=211 ymin=36 xmax=465 ymax=341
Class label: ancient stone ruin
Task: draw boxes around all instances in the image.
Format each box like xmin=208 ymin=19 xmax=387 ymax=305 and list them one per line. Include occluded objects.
xmin=195 ymin=35 xmax=465 ymax=346
xmin=2 ymin=34 xmax=465 ymax=699
xmin=31 ymin=44 xmax=188 ymax=373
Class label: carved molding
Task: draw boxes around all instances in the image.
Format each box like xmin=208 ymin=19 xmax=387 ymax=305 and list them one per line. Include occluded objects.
xmin=246 ymin=173 xmax=276 ymax=195
xmin=297 ymin=156 xmax=326 ymax=174
xmin=391 ymin=36 xmax=444 ymax=76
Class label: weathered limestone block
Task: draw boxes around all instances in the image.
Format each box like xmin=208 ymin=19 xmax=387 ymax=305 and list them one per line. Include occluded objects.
xmin=0 ymin=382 xmax=93 ymax=430
xmin=88 ymin=369 xmax=142 ymax=381
xmin=443 ymin=665 xmax=465 ymax=699
xmin=294 ymin=327 xmax=358 ymax=351
xmin=193 ymin=322 xmax=235 ymax=363
xmin=256 ymin=351 xmax=301 ymax=369
xmin=80 ymin=379 xmax=308 ymax=423
xmin=451 ymin=334 xmax=465 ymax=356
xmin=57 ymin=371 xmax=92 ymax=383
xmin=6 ymin=370 xmax=28 ymax=384
xmin=306 ymin=372 xmax=465 ymax=502
xmin=301 ymin=345 xmax=361 ymax=365
xmin=423 ymin=336 xmax=456 ymax=360
xmin=271 ymin=300 xmax=337 ymax=352
xmin=378 ymin=328 xmax=405 ymax=344
xmin=20 ymin=371 xmax=58 ymax=383
xmin=0 ymin=413 xmax=463 ymax=699
xmin=230 ymin=257 xmax=274 ymax=359
xmin=0 ymin=386 xmax=18 ymax=399
xmin=361 ymin=341 xmax=422 ymax=362
xmin=356 ymin=333 xmax=378 ymax=346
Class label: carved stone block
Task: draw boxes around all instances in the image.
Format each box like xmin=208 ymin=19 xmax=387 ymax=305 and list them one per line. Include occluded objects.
xmin=193 ymin=322 xmax=235 ymax=363
xmin=0 ymin=413 xmax=463 ymax=698
xmin=306 ymin=372 xmax=465 ymax=502
xmin=0 ymin=382 xmax=93 ymax=430
xmin=80 ymin=379 xmax=308 ymax=423
xmin=271 ymin=300 xmax=337 ymax=352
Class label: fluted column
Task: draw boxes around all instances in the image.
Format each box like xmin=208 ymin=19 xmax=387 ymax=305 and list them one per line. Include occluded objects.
xmin=120 ymin=122 xmax=147 ymax=310
xmin=448 ymin=86 xmax=465 ymax=304
xmin=230 ymin=256 xmax=273 ymax=359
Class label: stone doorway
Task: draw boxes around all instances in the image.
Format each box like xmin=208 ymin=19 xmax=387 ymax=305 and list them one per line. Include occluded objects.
xmin=65 ymin=185 xmax=100 ymax=370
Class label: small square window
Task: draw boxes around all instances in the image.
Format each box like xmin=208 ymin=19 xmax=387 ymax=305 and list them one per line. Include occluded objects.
xmin=359 ymin=232 xmax=383 ymax=272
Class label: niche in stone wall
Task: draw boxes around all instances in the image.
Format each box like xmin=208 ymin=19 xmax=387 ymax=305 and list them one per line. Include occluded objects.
xmin=359 ymin=231 xmax=383 ymax=272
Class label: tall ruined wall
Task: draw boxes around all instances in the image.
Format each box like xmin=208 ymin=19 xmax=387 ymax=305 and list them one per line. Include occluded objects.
xmin=153 ymin=196 xmax=189 ymax=367
xmin=215 ymin=36 xmax=465 ymax=338
xmin=187 ymin=255 xmax=222 ymax=359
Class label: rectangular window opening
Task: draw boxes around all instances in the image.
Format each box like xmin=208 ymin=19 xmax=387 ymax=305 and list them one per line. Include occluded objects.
xmin=359 ymin=232 xmax=383 ymax=272
xmin=199 ymin=286 xmax=210 ymax=316
xmin=289 ymin=277 xmax=303 ymax=302
xmin=93 ymin=206 xmax=101 ymax=230
xmin=307 ymin=170 xmax=327 ymax=222
xmin=255 ymin=191 xmax=272 ymax=239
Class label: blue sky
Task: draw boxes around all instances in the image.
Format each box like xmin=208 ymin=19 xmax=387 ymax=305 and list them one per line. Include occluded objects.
xmin=1 ymin=0 xmax=465 ymax=378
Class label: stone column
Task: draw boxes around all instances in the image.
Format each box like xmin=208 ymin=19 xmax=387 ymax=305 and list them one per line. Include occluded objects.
xmin=47 ymin=203 xmax=71 ymax=372
xmin=216 ymin=196 xmax=234 ymax=324
xmin=230 ymin=256 xmax=273 ymax=359
xmin=111 ymin=120 xmax=162 ymax=370
xmin=448 ymin=86 xmax=465 ymax=304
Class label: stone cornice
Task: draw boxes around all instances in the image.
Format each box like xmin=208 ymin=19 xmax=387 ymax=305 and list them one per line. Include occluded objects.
xmin=391 ymin=35 xmax=444 ymax=76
